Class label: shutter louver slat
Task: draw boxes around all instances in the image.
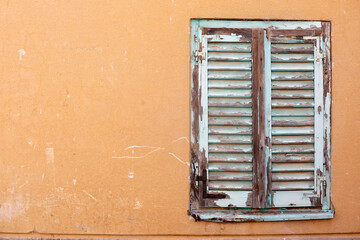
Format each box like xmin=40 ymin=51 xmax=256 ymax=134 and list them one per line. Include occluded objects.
xmin=271 ymin=72 xmax=314 ymax=80
xmin=208 ymin=52 xmax=252 ymax=61
xmin=208 ymin=80 xmax=252 ymax=89
xmin=208 ymin=71 xmax=252 ymax=80
xmin=209 ymin=116 xmax=252 ymax=125
xmin=271 ymin=43 xmax=314 ymax=53
xmin=271 ymin=53 xmax=314 ymax=62
xmin=208 ymin=42 xmax=251 ymax=52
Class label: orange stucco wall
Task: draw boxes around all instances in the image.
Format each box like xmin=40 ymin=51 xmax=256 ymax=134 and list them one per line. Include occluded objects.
xmin=0 ymin=0 xmax=359 ymax=238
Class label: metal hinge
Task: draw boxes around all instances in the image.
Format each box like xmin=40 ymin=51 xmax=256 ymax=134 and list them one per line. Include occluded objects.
xmin=193 ymin=50 xmax=205 ymax=62
xmin=318 ymin=51 xmax=326 ymax=64
xmin=321 ymin=176 xmax=327 ymax=197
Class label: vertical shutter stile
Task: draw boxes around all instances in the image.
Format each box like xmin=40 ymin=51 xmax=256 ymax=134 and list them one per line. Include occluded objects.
xmin=313 ymin=36 xmax=324 ymax=206
xmin=321 ymin=22 xmax=331 ymax=210
xmin=251 ymin=29 xmax=266 ymax=208
xmin=264 ymin=30 xmax=273 ymax=207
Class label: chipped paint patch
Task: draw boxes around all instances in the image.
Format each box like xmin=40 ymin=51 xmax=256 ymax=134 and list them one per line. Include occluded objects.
xmin=134 ymin=198 xmax=142 ymax=209
xmin=18 ymin=49 xmax=25 ymax=60
xmin=128 ymin=172 xmax=134 ymax=178
xmin=45 ymin=148 xmax=54 ymax=164
xmin=0 ymin=195 xmax=28 ymax=222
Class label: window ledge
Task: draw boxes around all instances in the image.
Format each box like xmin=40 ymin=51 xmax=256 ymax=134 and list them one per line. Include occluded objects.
xmin=190 ymin=209 xmax=334 ymax=222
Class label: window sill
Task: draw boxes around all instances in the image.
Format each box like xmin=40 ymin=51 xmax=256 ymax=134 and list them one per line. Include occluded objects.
xmin=190 ymin=209 xmax=334 ymax=222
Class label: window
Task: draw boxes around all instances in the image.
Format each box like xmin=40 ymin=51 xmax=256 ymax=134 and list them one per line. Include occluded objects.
xmin=189 ymin=20 xmax=333 ymax=222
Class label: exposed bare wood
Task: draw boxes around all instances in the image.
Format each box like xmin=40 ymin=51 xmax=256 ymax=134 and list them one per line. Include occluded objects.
xmin=208 ymin=42 xmax=251 ymax=52
xmin=190 ymin=209 xmax=334 ymax=222
xmin=271 ymin=43 xmax=314 ymax=53
xmin=251 ymin=28 xmax=266 ymax=208
xmin=190 ymin=21 xmax=201 ymax=211
xmin=202 ymin=28 xmax=252 ymax=41
xmin=269 ymin=29 xmax=321 ymax=39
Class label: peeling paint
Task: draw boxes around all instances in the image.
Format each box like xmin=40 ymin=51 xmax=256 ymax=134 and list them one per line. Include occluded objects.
xmin=0 ymin=194 xmax=28 ymax=222
xmin=18 ymin=49 xmax=25 ymax=60
xmin=45 ymin=148 xmax=54 ymax=164
xmin=134 ymin=198 xmax=142 ymax=209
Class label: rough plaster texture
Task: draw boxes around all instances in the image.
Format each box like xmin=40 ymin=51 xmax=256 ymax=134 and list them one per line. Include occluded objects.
xmin=0 ymin=0 xmax=359 ymax=237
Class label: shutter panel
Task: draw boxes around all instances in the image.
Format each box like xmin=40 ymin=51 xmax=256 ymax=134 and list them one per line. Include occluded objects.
xmin=266 ymin=30 xmax=324 ymax=208
xmin=198 ymin=31 xmax=254 ymax=208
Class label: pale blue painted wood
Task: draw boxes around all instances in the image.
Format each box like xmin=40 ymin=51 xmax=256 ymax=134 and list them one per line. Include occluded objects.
xmin=313 ymin=36 xmax=325 ymax=202
xmin=199 ymin=20 xmax=321 ymax=29
xmin=322 ymin=23 xmax=332 ymax=210
xmin=192 ymin=209 xmax=334 ymax=222
xmin=264 ymin=29 xmax=272 ymax=206
xmin=190 ymin=19 xmax=200 ymax=193
xmin=190 ymin=19 xmax=200 ymax=145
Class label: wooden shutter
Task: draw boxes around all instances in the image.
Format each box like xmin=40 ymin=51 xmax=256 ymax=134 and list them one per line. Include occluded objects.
xmin=196 ymin=29 xmax=254 ymax=208
xmin=190 ymin=21 xmax=331 ymax=215
xmin=265 ymin=29 xmax=325 ymax=208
